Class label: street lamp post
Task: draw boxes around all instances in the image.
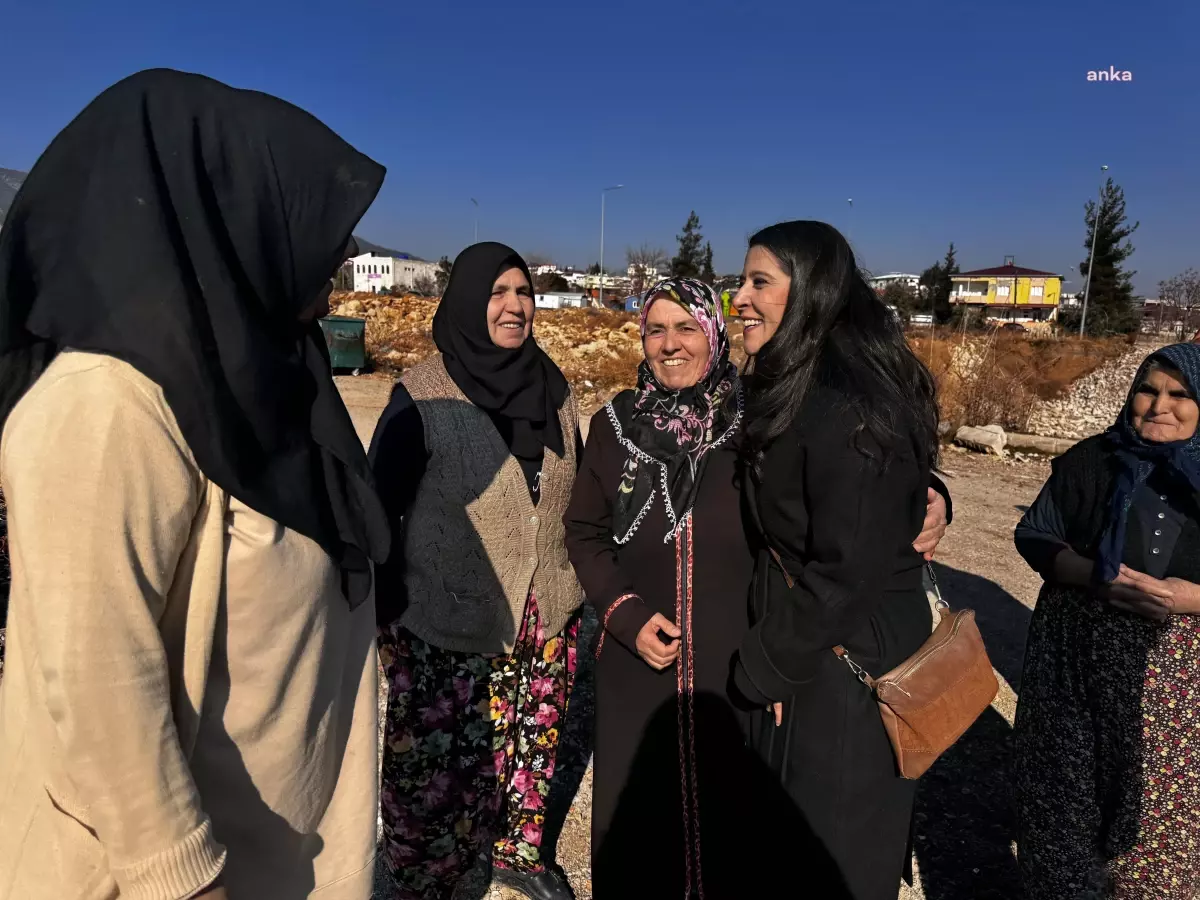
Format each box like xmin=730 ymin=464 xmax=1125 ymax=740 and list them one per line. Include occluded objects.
xmin=599 ymin=185 xmax=625 ymax=309
xmin=470 ymin=198 xmax=479 ymax=244
xmin=1078 ymin=165 xmax=1110 ymax=337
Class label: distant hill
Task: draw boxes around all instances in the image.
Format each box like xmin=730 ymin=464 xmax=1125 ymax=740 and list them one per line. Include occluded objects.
xmin=0 ymin=169 xmax=26 ymax=226
xmin=353 ymin=236 xmax=424 ymax=261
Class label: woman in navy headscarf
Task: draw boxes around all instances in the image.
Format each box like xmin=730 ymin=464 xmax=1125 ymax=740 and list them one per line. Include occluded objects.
xmin=1014 ymin=342 xmax=1200 ymax=899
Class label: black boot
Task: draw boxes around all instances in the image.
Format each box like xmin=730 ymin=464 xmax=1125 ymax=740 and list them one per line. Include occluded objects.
xmin=491 ymin=865 xmax=576 ymax=900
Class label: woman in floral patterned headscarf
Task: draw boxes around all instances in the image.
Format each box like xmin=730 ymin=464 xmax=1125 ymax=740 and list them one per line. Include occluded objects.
xmin=567 ymin=275 xmax=952 ymax=898
xmin=565 ymin=277 xmax=761 ymax=897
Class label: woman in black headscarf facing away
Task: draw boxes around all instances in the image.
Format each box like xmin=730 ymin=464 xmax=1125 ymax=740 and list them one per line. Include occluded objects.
xmin=370 ymin=243 xmax=583 ymax=900
xmin=0 ymin=70 xmax=390 ymax=900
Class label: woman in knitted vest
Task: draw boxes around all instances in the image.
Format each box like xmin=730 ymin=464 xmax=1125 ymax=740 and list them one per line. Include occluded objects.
xmin=1014 ymin=343 xmax=1200 ymax=898
xmin=369 ymin=243 xmax=583 ymax=900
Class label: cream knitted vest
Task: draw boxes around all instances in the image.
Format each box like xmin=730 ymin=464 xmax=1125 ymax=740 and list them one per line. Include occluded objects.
xmin=398 ymin=354 xmax=583 ymax=653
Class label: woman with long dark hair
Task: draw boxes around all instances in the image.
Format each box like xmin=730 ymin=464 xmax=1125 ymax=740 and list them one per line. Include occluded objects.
xmin=730 ymin=220 xmax=942 ymax=899
xmin=565 ymin=272 xmax=950 ymax=898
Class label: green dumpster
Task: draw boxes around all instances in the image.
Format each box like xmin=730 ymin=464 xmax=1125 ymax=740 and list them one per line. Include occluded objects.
xmin=318 ymin=316 xmax=367 ymax=374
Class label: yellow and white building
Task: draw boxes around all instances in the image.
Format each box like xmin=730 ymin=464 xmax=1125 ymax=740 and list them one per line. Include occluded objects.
xmin=950 ymin=256 xmax=1063 ymax=324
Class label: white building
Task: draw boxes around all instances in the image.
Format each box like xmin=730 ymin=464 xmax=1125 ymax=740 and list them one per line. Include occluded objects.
xmin=349 ymin=252 xmax=439 ymax=293
xmin=531 ymin=264 xmax=562 ymax=276
xmin=535 ymin=292 xmax=587 ymax=309
xmin=582 ymin=273 xmax=631 ymax=291
xmin=627 ymin=263 xmax=668 ymax=280
xmin=869 ymin=272 xmax=922 ymax=293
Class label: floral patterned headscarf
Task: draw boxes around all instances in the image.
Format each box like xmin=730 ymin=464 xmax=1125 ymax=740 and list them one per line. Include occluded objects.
xmin=609 ymin=277 xmax=741 ymax=542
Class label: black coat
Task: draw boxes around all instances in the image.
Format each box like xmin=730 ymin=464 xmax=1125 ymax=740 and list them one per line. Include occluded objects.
xmin=732 ymin=386 xmax=934 ymax=900
xmin=566 ymin=401 xmax=810 ymax=898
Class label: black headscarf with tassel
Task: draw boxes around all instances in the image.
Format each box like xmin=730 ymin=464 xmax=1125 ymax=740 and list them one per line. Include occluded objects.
xmin=432 ymin=242 xmax=569 ymax=461
xmin=0 ymin=68 xmax=391 ymax=608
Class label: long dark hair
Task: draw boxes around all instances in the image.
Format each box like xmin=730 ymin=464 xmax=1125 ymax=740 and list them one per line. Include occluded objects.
xmin=740 ymin=220 xmax=939 ymax=473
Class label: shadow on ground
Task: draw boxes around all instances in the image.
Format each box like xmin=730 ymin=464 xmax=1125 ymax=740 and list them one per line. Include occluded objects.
xmin=914 ymin=563 xmax=1032 ymax=900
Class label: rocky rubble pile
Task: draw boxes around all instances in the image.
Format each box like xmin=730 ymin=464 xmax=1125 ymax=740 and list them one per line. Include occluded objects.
xmin=330 ymin=292 xmax=647 ymax=412
xmin=1025 ymin=344 xmax=1163 ymax=439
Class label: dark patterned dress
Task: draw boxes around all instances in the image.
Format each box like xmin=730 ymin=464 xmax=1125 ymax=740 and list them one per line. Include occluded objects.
xmin=1015 ymin=435 xmax=1200 ymax=898
xmin=378 ymin=593 xmax=579 ymax=900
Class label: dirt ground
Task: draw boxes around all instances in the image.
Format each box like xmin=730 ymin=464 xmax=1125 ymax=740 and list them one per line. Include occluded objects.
xmin=345 ymin=375 xmax=1052 ymax=900
xmin=898 ymin=449 xmax=1051 ymax=900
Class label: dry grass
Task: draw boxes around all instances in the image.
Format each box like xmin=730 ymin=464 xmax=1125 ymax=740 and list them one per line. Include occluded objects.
xmin=909 ymin=330 xmax=1132 ymax=432
xmin=335 ymin=293 xmax=1133 ymax=430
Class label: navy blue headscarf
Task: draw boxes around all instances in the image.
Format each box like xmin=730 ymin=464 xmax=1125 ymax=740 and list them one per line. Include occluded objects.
xmin=1096 ymin=342 xmax=1200 ymax=582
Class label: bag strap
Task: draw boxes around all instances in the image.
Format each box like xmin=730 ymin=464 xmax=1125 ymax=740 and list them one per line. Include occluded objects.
xmin=766 ymin=545 xmax=795 ymax=589
xmin=766 ymin=542 xmax=949 ymax=691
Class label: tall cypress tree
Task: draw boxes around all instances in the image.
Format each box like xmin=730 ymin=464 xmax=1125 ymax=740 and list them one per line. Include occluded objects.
xmin=700 ymin=242 xmax=716 ymax=285
xmin=936 ymin=242 xmax=958 ymax=323
xmin=1079 ymin=178 xmax=1139 ymax=335
xmin=671 ymin=211 xmax=705 ymax=279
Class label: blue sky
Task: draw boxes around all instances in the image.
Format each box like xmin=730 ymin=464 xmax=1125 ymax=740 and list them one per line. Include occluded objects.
xmin=2 ymin=0 xmax=1196 ymax=294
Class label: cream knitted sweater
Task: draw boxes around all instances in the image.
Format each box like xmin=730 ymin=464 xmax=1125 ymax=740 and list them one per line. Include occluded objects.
xmin=0 ymin=352 xmax=378 ymax=900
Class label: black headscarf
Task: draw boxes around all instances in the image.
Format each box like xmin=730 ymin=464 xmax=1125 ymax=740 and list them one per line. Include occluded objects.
xmin=0 ymin=68 xmax=391 ymax=609
xmin=432 ymin=242 xmax=569 ymax=459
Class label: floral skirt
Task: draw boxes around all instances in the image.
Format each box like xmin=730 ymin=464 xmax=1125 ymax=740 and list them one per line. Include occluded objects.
xmin=1015 ymin=585 xmax=1200 ymax=899
xmin=378 ymin=595 xmax=579 ymax=900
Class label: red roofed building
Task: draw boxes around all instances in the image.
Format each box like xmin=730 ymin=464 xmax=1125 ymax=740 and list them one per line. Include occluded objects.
xmin=950 ymin=256 xmax=1063 ymax=323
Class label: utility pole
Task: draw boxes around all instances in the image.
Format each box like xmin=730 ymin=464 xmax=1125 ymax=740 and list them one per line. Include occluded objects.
xmin=1079 ymin=165 xmax=1110 ymax=337
xmin=599 ymin=185 xmax=624 ymax=308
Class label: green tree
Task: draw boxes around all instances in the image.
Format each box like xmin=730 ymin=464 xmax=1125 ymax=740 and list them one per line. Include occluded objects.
xmin=918 ymin=243 xmax=958 ymax=324
xmin=1075 ymin=178 xmax=1140 ymax=335
xmin=919 ymin=262 xmax=944 ymax=313
xmin=700 ymin=242 xmax=716 ymax=285
xmin=587 ymin=262 xmax=602 ymax=275
xmin=881 ymin=282 xmax=920 ymax=319
xmin=435 ymin=256 xmax=453 ymax=294
xmin=937 ymin=243 xmax=959 ymax=323
xmin=671 ymin=211 xmax=705 ymax=279
xmin=535 ymin=272 xmax=571 ymax=293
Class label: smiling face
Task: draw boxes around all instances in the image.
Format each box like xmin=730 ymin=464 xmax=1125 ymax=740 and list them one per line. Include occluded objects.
xmin=643 ymin=295 xmax=712 ymax=390
xmin=732 ymin=245 xmax=791 ymax=356
xmin=487 ymin=264 xmax=534 ymax=349
xmin=1131 ymin=363 xmax=1200 ymax=443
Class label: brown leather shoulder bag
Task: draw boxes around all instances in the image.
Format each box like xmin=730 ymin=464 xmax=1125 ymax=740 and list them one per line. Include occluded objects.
xmin=767 ymin=548 xmax=998 ymax=779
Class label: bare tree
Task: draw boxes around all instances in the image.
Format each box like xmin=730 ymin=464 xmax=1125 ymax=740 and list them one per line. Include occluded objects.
xmin=524 ymin=253 xmax=554 ymax=270
xmin=1158 ymin=268 xmax=1200 ymax=339
xmin=626 ymin=243 xmax=668 ymax=294
xmin=412 ymin=275 xmax=438 ymax=297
